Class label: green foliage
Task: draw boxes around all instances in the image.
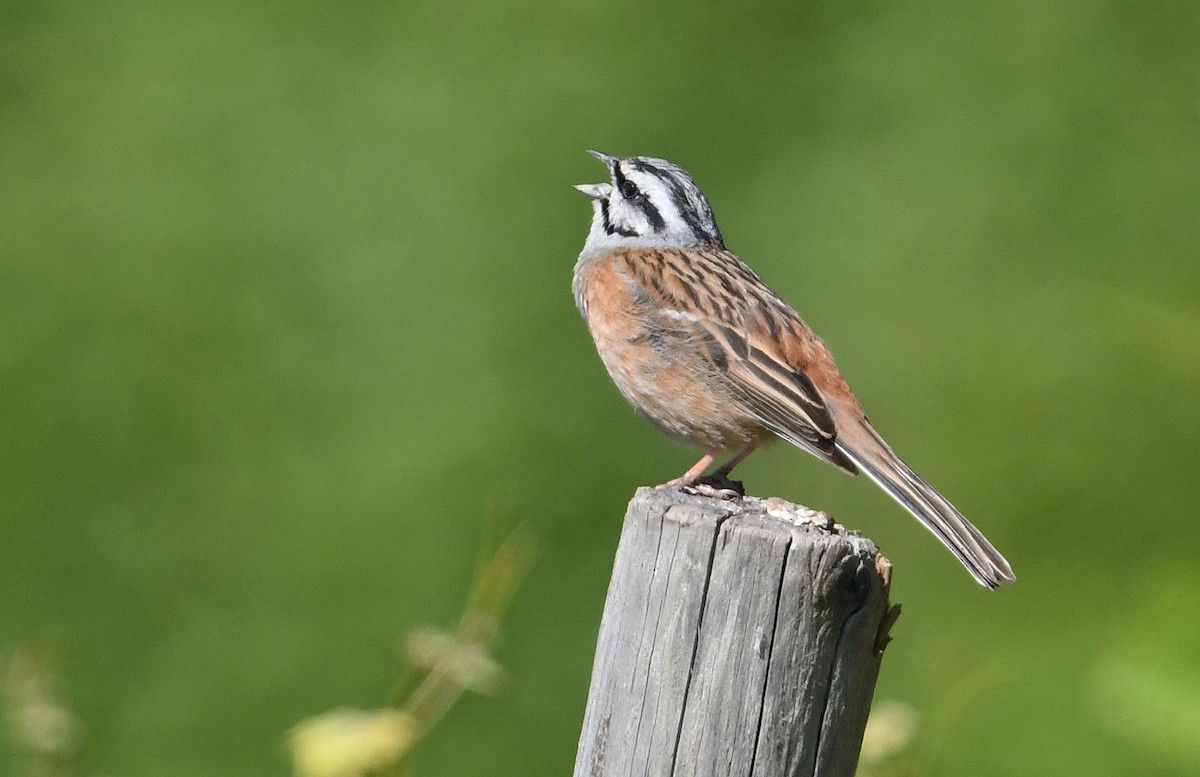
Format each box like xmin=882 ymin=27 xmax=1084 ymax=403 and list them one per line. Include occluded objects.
xmin=2 ymin=1 xmax=1198 ymax=775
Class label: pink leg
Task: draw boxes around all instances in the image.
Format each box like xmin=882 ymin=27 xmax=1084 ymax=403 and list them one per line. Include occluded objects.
xmin=712 ymin=441 xmax=759 ymax=479
xmin=657 ymin=448 xmax=721 ymax=490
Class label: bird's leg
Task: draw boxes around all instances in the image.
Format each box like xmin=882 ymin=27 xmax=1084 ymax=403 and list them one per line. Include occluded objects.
xmin=711 ymin=441 xmax=759 ymax=480
xmin=694 ymin=441 xmax=758 ymax=498
xmin=658 ymin=444 xmax=758 ymax=500
xmin=657 ymin=449 xmax=720 ymax=490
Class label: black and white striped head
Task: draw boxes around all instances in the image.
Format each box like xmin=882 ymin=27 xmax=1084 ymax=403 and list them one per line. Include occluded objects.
xmin=575 ymin=151 xmax=723 ymax=257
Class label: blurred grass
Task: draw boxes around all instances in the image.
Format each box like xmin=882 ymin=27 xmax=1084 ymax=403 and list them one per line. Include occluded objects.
xmin=2 ymin=1 xmax=1198 ymax=775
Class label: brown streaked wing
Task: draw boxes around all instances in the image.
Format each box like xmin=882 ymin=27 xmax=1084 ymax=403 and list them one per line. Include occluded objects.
xmin=612 ymin=247 xmax=858 ymax=474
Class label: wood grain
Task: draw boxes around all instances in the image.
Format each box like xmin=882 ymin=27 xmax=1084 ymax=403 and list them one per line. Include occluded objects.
xmin=575 ymin=487 xmax=893 ymax=777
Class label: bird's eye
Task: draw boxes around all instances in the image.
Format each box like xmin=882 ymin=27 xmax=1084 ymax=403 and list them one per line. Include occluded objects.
xmin=618 ymin=179 xmax=640 ymax=199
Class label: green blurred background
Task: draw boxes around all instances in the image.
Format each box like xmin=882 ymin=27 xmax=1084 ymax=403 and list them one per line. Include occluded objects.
xmin=3 ymin=1 xmax=1198 ymax=775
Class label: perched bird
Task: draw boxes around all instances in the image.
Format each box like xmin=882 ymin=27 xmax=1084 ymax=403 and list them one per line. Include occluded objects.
xmin=572 ymin=150 xmax=1015 ymax=588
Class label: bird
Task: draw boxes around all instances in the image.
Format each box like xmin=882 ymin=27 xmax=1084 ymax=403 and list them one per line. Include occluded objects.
xmin=571 ymin=150 xmax=1015 ymax=588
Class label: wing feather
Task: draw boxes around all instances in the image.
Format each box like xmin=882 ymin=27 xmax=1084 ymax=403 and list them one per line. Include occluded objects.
xmin=613 ymin=246 xmax=858 ymax=473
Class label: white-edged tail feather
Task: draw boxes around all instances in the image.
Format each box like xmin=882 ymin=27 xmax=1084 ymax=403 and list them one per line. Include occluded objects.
xmin=836 ymin=426 xmax=1015 ymax=589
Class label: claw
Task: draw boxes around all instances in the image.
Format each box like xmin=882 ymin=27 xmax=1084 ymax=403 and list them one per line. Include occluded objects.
xmin=682 ymin=483 xmax=743 ymax=501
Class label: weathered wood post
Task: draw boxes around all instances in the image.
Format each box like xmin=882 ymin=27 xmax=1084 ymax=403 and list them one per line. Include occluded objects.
xmin=574 ymin=487 xmax=896 ymax=777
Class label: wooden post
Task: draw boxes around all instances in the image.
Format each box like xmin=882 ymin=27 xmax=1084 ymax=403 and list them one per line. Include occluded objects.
xmin=574 ymin=487 xmax=895 ymax=777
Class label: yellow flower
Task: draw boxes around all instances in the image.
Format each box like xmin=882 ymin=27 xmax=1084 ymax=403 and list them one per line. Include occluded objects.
xmin=859 ymin=700 xmax=918 ymax=765
xmin=289 ymin=707 xmax=416 ymax=777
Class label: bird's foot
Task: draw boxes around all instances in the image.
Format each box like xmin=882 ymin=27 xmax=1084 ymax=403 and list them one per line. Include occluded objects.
xmin=685 ymin=483 xmax=743 ymax=500
xmin=656 ymin=473 xmax=744 ymax=500
xmin=694 ymin=472 xmax=745 ymax=499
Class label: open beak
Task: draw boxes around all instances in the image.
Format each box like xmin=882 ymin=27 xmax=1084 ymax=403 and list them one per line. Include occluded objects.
xmin=576 ymin=149 xmax=620 ymax=198
xmin=574 ymin=182 xmax=612 ymax=199
xmin=586 ymin=149 xmax=620 ymax=166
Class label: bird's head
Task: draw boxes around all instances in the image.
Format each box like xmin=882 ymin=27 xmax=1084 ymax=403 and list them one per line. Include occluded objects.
xmin=575 ymin=150 xmax=723 ymax=257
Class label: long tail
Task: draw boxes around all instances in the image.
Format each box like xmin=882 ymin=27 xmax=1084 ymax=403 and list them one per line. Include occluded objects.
xmin=836 ymin=424 xmax=1015 ymax=589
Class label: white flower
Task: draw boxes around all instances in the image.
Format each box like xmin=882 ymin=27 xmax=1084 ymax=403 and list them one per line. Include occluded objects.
xmin=403 ymin=627 xmax=503 ymax=694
